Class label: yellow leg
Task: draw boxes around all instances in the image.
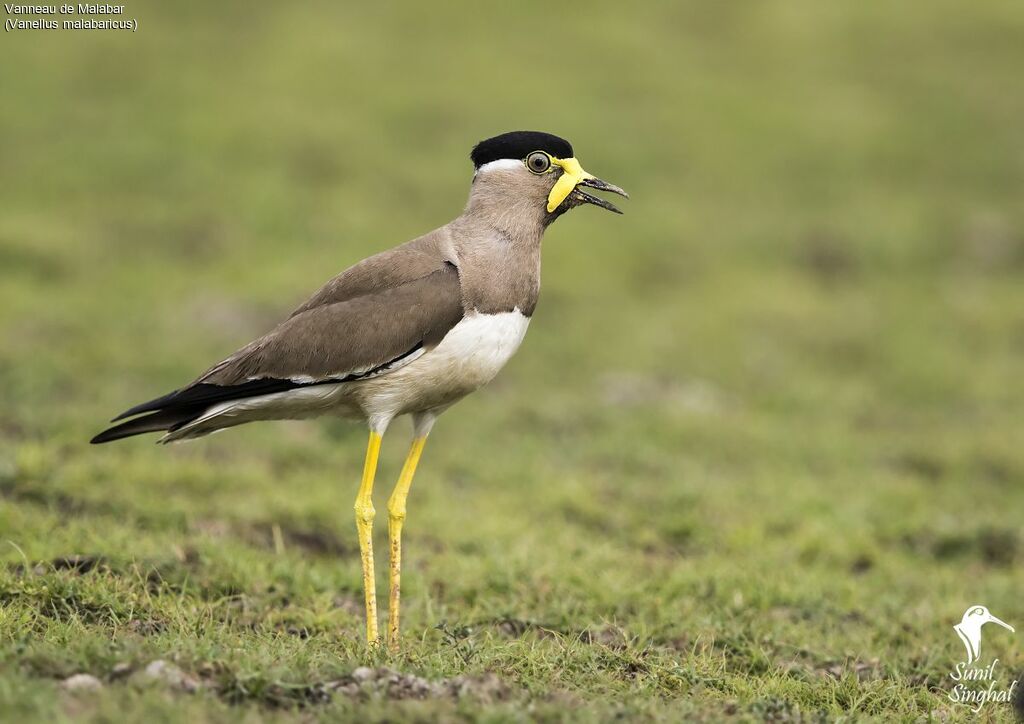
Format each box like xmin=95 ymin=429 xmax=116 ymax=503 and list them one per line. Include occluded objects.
xmin=354 ymin=430 xmax=383 ymax=645
xmin=387 ymin=435 xmax=428 ymax=651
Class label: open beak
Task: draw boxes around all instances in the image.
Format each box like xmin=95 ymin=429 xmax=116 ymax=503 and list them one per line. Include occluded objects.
xmin=987 ymin=614 xmax=1015 ymax=632
xmin=573 ymin=176 xmax=629 ymax=214
xmin=547 ymin=157 xmax=629 ymax=214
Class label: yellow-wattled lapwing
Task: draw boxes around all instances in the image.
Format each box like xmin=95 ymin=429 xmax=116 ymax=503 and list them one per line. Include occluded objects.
xmin=91 ymin=131 xmax=628 ymax=649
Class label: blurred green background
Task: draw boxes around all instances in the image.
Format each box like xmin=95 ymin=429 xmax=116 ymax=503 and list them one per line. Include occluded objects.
xmin=2 ymin=1 xmax=1023 ymax=721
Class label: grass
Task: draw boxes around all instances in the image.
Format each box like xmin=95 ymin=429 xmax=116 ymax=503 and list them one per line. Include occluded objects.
xmin=2 ymin=0 xmax=1024 ymax=720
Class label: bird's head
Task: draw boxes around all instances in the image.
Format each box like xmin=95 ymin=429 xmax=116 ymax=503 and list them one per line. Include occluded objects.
xmin=960 ymin=605 xmax=1015 ymax=632
xmin=468 ymin=131 xmax=628 ymax=225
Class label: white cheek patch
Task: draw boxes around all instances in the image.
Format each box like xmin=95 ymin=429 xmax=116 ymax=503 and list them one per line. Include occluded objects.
xmin=475 ymin=159 xmax=526 ymax=174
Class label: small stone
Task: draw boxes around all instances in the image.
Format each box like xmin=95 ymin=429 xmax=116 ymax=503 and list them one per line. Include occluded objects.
xmin=143 ymin=660 xmax=200 ymax=692
xmin=61 ymin=673 xmax=103 ymax=692
xmin=110 ymin=663 xmax=133 ymax=679
xmin=446 ymin=673 xmax=511 ymax=703
xmin=351 ymin=666 xmax=375 ymax=682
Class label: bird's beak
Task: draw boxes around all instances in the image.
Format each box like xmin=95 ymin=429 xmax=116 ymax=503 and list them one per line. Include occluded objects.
xmin=987 ymin=614 xmax=1015 ymax=632
xmin=547 ymin=157 xmax=629 ymax=214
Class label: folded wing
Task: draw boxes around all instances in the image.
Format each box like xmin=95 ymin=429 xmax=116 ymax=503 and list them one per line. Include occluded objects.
xmin=91 ymin=264 xmax=464 ymax=443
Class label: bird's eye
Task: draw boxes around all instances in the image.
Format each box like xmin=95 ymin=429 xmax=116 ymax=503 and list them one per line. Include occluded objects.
xmin=525 ymin=151 xmax=551 ymax=174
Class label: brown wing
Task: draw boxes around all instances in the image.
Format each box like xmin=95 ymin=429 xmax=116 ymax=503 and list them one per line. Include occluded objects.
xmin=91 ymin=264 xmax=463 ymax=443
xmin=289 ymin=228 xmax=454 ymax=316
xmin=202 ymin=265 xmax=463 ymax=385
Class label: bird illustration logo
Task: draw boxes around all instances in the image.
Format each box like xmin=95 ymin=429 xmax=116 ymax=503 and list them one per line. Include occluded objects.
xmin=954 ymin=605 xmax=1014 ymax=664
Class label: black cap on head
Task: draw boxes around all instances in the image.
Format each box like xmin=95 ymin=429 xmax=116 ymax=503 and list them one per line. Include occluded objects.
xmin=471 ymin=131 xmax=573 ymax=169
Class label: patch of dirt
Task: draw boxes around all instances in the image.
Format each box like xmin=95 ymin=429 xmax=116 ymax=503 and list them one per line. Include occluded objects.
xmin=216 ymin=666 xmax=514 ymax=709
xmin=325 ymin=667 xmax=512 ymax=704
xmin=53 ymin=659 xmax=516 ymax=709
xmin=192 ymin=518 xmax=356 ymax=557
xmin=277 ymin=526 xmax=353 ymax=556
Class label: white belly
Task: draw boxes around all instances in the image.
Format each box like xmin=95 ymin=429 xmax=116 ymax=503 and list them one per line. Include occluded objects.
xmin=355 ymin=309 xmax=531 ymax=427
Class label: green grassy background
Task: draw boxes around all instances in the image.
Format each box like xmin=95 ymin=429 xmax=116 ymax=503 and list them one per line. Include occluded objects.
xmin=2 ymin=1 xmax=1024 ymax=721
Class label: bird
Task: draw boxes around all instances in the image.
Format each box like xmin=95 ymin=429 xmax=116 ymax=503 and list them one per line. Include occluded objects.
xmin=954 ymin=605 xmax=1014 ymax=664
xmin=90 ymin=130 xmax=628 ymax=649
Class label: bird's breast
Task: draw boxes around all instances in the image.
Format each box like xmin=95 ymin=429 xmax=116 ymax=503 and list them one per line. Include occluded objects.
xmin=405 ymin=309 xmax=530 ymax=393
xmin=426 ymin=309 xmax=531 ymax=385
xmin=354 ymin=310 xmax=530 ymax=418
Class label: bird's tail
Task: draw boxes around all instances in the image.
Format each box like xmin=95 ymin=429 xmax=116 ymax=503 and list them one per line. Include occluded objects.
xmin=90 ymin=378 xmax=304 ymax=445
xmin=90 ymin=408 xmax=202 ymax=444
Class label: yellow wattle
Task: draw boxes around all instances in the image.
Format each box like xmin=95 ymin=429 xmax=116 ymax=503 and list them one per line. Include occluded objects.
xmin=547 ymin=157 xmax=594 ymax=213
